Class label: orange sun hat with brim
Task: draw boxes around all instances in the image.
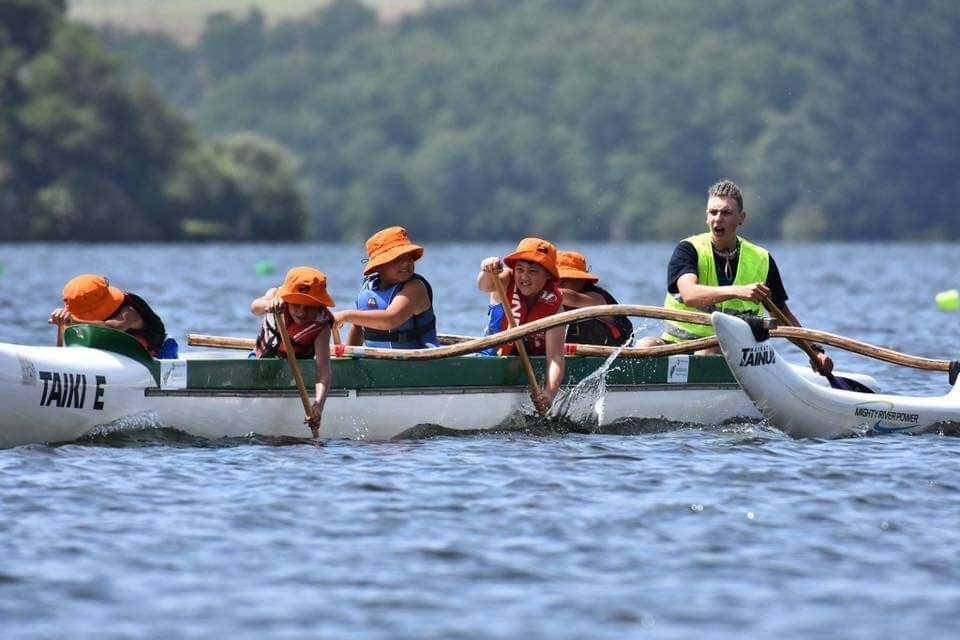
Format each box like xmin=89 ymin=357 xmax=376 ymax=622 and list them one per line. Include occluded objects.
xmin=363 ymin=226 xmax=424 ymax=275
xmin=278 ymin=266 xmax=335 ymax=307
xmin=503 ymin=237 xmax=559 ymax=280
xmin=62 ymin=274 xmax=125 ymax=322
xmin=557 ymin=251 xmax=599 ymax=283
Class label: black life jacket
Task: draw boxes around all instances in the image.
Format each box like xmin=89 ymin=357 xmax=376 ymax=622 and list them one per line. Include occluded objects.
xmin=564 ymin=284 xmax=633 ymax=346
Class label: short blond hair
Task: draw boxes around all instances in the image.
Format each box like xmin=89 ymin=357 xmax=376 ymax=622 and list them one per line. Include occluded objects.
xmin=708 ymin=179 xmax=743 ymax=211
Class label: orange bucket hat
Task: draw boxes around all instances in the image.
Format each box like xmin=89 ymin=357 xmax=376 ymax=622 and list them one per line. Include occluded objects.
xmin=363 ymin=226 xmax=424 ymax=275
xmin=278 ymin=267 xmax=335 ymax=307
xmin=62 ymin=274 xmax=125 ymax=321
xmin=557 ymin=251 xmax=598 ymax=283
xmin=503 ymin=237 xmax=559 ymax=279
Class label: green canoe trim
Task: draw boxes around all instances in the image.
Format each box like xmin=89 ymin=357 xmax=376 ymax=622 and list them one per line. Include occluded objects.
xmin=63 ymin=324 xmax=160 ymax=384
xmin=184 ymin=353 xmax=737 ymax=391
xmin=61 ymin=325 xmax=738 ymax=392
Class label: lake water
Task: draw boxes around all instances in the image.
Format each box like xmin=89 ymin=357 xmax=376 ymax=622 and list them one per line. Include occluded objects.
xmin=2 ymin=242 xmax=959 ymax=639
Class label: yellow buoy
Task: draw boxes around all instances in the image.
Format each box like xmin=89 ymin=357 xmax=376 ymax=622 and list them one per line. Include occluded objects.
xmin=935 ymin=289 xmax=959 ymax=310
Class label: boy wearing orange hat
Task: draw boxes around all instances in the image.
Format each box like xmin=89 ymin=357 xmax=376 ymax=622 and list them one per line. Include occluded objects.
xmin=251 ymin=266 xmax=335 ymax=431
xmin=556 ymin=250 xmax=633 ymax=347
xmin=477 ymin=237 xmax=566 ymax=414
xmin=49 ymin=274 xmax=169 ymax=356
xmin=334 ymin=226 xmax=438 ymax=349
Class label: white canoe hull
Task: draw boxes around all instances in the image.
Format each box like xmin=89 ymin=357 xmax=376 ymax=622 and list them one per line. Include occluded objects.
xmin=143 ymin=384 xmax=761 ymax=443
xmin=1 ymin=342 xmax=158 ymax=447
xmin=713 ymin=312 xmax=958 ymax=438
xmin=1 ymin=340 xmax=762 ymax=447
xmin=0 ymin=336 xmax=876 ymax=447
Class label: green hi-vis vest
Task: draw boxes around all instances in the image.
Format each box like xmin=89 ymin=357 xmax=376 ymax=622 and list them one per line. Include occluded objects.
xmin=661 ymin=233 xmax=770 ymax=342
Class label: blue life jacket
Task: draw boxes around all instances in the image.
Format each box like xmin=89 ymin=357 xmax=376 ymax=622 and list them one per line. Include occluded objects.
xmin=156 ymin=337 xmax=179 ymax=359
xmin=479 ymin=302 xmax=507 ymax=356
xmin=356 ymin=274 xmax=437 ymax=349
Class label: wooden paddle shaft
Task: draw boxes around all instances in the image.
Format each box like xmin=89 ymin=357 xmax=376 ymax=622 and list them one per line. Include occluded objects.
xmin=762 ymin=298 xmax=822 ymax=368
xmin=490 ymin=270 xmax=544 ymax=408
xmin=273 ymin=309 xmax=317 ymax=436
xmin=188 ymin=332 xmax=335 ymax=350
xmin=189 ymin=334 xmax=256 ymax=350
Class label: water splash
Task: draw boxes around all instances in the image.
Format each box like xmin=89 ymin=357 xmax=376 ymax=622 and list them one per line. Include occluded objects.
xmin=550 ymin=323 xmax=645 ymax=431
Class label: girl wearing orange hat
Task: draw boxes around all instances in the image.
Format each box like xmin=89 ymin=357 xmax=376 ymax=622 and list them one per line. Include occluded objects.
xmin=556 ymin=251 xmax=634 ymax=346
xmin=251 ymin=266 xmax=335 ymax=431
xmin=49 ymin=274 xmax=169 ymax=357
xmin=334 ymin=226 xmax=438 ymax=349
xmin=477 ymin=237 xmax=566 ymax=414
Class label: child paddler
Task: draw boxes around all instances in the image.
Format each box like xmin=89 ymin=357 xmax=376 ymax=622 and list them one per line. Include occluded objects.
xmin=477 ymin=237 xmax=566 ymax=415
xmin=251 ymin=266 xmax=335 ymax=432
xmin=334 ymin=226 xmax=438 ymax=349
xmin=49 ymin=274 xmax=173 ymax=357
xmin=556 ymin=250 xmax=634 ymax=346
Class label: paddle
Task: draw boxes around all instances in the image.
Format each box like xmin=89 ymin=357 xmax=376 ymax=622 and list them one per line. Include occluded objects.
xmin=56 ymin=322 xmax=65 ymax=347
xmin=761 ymin=299 xmax=872 ymax=392
xmin=273 ymin=308 xmax=319 ymax=438
xmin=490 ymin=271 xmax=547 ymax=418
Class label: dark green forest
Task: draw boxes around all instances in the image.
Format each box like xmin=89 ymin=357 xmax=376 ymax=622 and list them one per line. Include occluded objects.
xmin=0 ymin=0 xmax=305 ymax=240
xmin=4 ymin=0 xmax=960 ymax=241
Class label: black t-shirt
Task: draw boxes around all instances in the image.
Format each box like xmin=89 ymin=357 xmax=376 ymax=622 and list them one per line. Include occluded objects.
xmin=665 ymin=240 xmax=788 ymax=308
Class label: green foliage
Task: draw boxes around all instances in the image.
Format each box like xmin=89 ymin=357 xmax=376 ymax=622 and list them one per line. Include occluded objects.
xmin=16 ymin=0 xmax=960 ymax=241
xmin=0 ymin=0 xmax=65 ymax=55
xmin=267 ymin=0 xmax=376 ymax=57
xmin=198 ymin=8 xmax=266 ymax=77
xmin=97 ymin=27 xmax=201 ymax=111
xmin=170 ymin=0 xmax=960 ymax=240
xmin=0 ymin=3 xmax=306 ymax=241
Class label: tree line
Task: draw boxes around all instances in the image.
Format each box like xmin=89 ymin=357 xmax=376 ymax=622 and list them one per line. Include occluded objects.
xmin=0 ymin=0 xmax=305 ymax=241
xmin=5 ymin=0 xmax=960 ymax=241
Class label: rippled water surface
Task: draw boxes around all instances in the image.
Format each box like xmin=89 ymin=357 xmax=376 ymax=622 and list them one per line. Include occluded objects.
xmin=2 ymin=242 xmax=960 ymax=639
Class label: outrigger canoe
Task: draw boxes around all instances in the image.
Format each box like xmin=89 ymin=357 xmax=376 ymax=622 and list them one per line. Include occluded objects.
xmin=713 ymin=312 xmax=960 ymax=438
xmin=1 ymin=309 xmax=878 ymax=447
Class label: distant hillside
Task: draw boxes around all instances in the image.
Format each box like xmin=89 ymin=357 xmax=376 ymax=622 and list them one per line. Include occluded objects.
xmin=68 ymin=0 xmax=438 ymax=43
xmin=75 ymin=0 xmax=960 ymax=242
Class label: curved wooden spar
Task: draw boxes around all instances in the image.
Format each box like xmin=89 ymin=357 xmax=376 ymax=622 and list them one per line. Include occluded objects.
xmin=189 ymin=305 xmax=714 ymax=360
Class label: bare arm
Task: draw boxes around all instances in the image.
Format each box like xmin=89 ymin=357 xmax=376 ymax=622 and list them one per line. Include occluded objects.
xmin=49 ymin=304 xmax=143 ymax=331
xmin=307 ymin=327 xmax=332 ymax=431
xmin=104 ymin=305 xmax=144 ymax=331
xmin=557 ymin=288 xmax=605 ymax=308
xmin=48 ymin=307 xmax=72 ymax=326
xmin=477 ymin=257 xmax=510 ymax=297
xmin=346 ymin=324 xmax=363 ymax=346
xmin=532 ymin=325 xmax=567 ymax=414
xmin=251 ymin=287 xmax=281 ymax=316
xmin=675 ymin=273 xmax=770 ymax=310
xmin=333 ymin=279 xmax=430 ymax=332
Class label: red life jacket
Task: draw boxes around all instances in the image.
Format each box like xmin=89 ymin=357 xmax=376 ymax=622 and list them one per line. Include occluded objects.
xmin=498 ymin=277 xmax=563 ymax=356
xmin=255 ymin=307 xmax=332 ymax=358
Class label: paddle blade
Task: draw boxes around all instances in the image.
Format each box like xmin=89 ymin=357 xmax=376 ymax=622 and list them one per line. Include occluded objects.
xmin=827 ymin=373 xmax=875 ymax=394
